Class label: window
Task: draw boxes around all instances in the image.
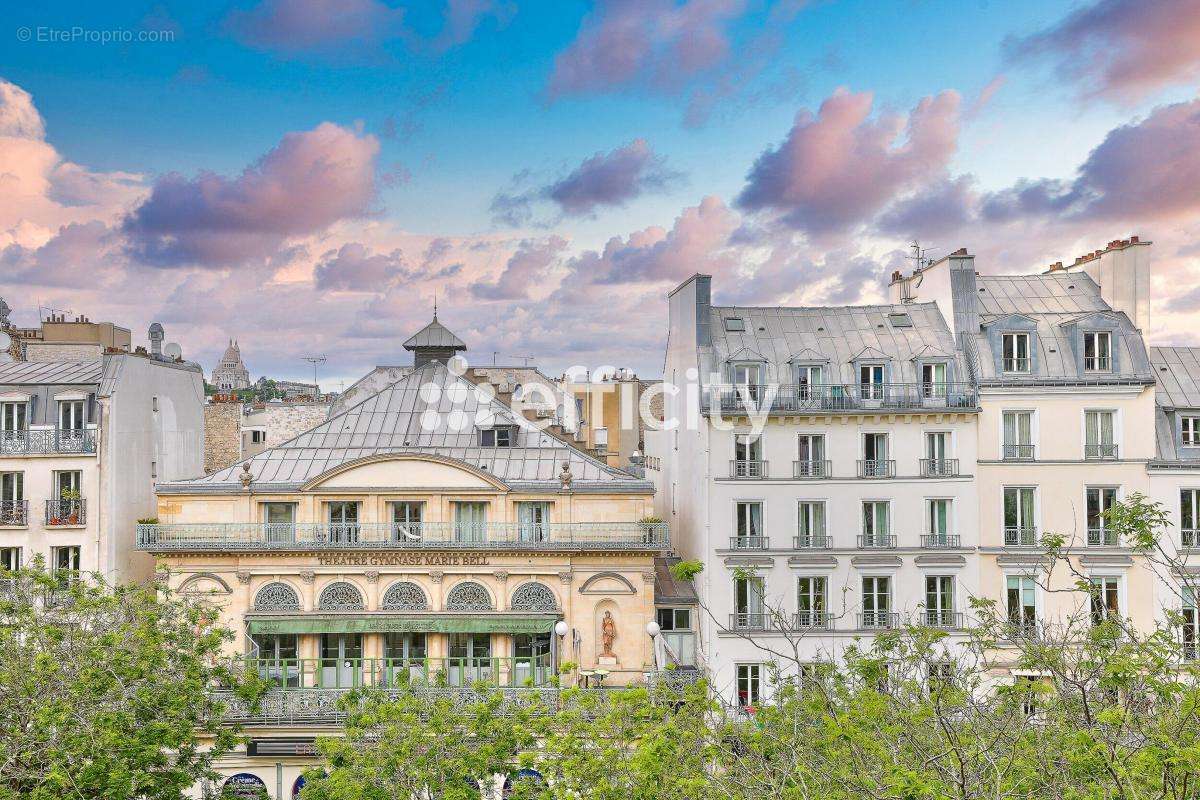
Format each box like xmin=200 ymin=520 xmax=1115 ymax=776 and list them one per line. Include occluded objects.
xmin=732 ymin=363 xmax=763 ymax=402
xmin=1184 ymin=589 xmax=1199 ymax=660
xmin=54 ymin=470 xmax=80 ymax=498
xmin=0 ymin=547 xmax=20 ymax=571
xmin=658 ymin=607 xmax=692 ymax=631
xmin=391 ymin=501 xmax=423 ymax=542
xmin=862 ymin=501 xmax=891 ymax=547
xmin=58 ymin=399 xmax=86 ymax=430
xmin=1084 ymin=410 xmax=1117 ymax=459
xmin=921 ymin=362 xmax=948 ymax=397
xmin=250 ymin=430 xmax=266 ymax=444
xmin=1184 ymin=417 xmax=1200 ymax=447
xmin=1002 ymin=411 xmax=1034 ymax=459
xmin=0 ymin=401 xmax=27 ymax=432
xmin=796 ymin=434 xmax=826 ymax=476
xmin=796 ymin=501 xmax=826 ymax=547
xmin=925 ymin=576 xmax=955 ymax=627
xmin=862 ymin=432 xmax=890 ymax=476
xmin=1182 ymin=489 xmax=1200 ymax=548
xmin=1086 ymin=487 xmax=1118 ymax=545
xmin=734 ymin=501 xmax=764 ymax=548
xmin=736 ymin=663 xmax=761 ymax=709
xmin=657 ymin=608 xmax=695 ymax=667
xmin=1002 ymin=333 xmax=1030 ymax=373
xmin=861 ymin=576 xmax=892 ymax=628
xmin=383 ymin=632 xmax=427 ymax=662
xmin=724 ymin=317 xmax=745 ymax=332
xmin=733 ymin=435 xmax=763 ymax=476
xmin=454 ymin=501 xmax=488 ymax=543
xmin=797 ymin=576 xmax=827 ymax=626
xmin=1089 ymin=576 xmax=1120 ymax=624
xmin=479 ymin=427 xmax=513 ymax=447
xmin=733 ymin=575 xmax=765 ymax=629
xmin=1084 ymin=331 xmax=1111 ymax=371
xmin=924 ymin=431 xmax=954 ymax=476
xmin=327 ymin=501 xmax=360 ymax=543
xmin=927 ymin=499 xmax=952 ymax=545
xmin=1006 ymin=575 xmax=1037 ymax=633
xmin=860 ymin=364 xmax=885 ymax=399
xmin=52 ymin=545 xmax=80 ymax=574
xmin=517 ymin=501 xmax=551 ymax=542
xmin=0 ymin=472 xmax=23 ymax=525
xmin=795 ymin=364 xmax=823 ymax=400
xmin=1004 ymin=487 xmax=1037 ymax=545
xmin=252 ymin=633 xmax=298 ymax=662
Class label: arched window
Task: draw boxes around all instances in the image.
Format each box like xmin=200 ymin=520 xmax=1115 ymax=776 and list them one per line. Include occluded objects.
xmin=510 ymin=582 xmax=558 ymax=612
xmin=253 ymin=582 xmax=300 ymax=612
xmin=318 ymin=581 xmax=365 ymax=611
xmin=445 ymin=581 xmax=493 ymax=611
xmin=381 ymin=581 xmax=429 ymax=611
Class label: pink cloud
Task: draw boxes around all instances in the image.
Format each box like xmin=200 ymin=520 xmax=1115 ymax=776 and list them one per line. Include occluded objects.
xmin=122 ymin=122 xmax=380 ymax=267
xmin=737 ymin=88 xmax=962 ymax=236
xmin=470 ymin=236 xmax=568 ymax=300
xmin=313 ymin=243 xmax=409 ymax=290
xmin=1006 ymin=0 xmax=1200 ymax=104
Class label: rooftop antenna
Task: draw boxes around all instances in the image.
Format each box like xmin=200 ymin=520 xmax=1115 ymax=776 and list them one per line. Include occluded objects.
xmin=907 ymin=240 xmax=935 ymax=272
xmin=504 ymin=354 xmax=536 ymax=367
xmin=433 ymin=291 xmax=438 ymax=321
xmin=303 ymin=355 xmax=326 ymax=398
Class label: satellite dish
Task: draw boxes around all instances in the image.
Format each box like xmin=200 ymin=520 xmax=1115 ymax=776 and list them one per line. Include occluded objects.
xmin=163 ymin=342 xmax=183 ymax=360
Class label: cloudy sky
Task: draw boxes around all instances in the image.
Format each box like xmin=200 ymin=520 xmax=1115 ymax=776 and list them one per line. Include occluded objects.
xmin=3 ymin=0 xmax=1199 ymax=388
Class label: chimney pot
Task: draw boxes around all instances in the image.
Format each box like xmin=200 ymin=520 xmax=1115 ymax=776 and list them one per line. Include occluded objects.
xmin=951 ymin=247 xmax=968 ymax=256
xmin=1130 ymin=235 xmax=1139 ymax=243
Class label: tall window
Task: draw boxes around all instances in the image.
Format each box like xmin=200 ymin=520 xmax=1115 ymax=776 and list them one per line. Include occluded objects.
xmin=52 ymin=545 xmax=80 ymax=575
xmin=0 ymin=401 xmax=27 ymax=432
xmin=1002 ymin=411 xmax=1034 ymax=459
xmin=734 ymin=575 xmax=765 ymax=629
xmin=656 ymin=608 xmax=695 ymax=667
xmin=732 ymin=363 xmax=763 ymax=402
xmin=796 ymin=364 xmax=823 ymax=402
xmin=797 ymin=576 xmax=827 ymax=626
xmin=796 ymin=501 xmax=826 ymax=547
xmin=862 ymin=432 xmax=889 ymax=476
xmin=734 ymin=501 xmax=763 ymax=548
xmin=327 ymin=501 xmax=360 ymax=543
xmin=921 ymin=362 xmax=948 ymax=397
xmin=252 ymin=633 xmax=298 ymax=662
xmin=736 ymin=663 xmax=761 ymax=709
xmin=925 ymin=431 xmax=949 ymax=462
xmin=862 ymin=501 xmax=891 ymax=547
xmin=453 ymin=502 xmax=488 ymax=543
xmin=1089 ymin=577 xmax=1120 ymax=624
xmin=384 ymin=632 xmax=427 ymax=663
xmin=925 ymin=575 xmax=955 ymax=626
xmin=927 ymin=499 xmax=952 ymax=545
xmin=261 ymin=502 xmax=296 ymax=543
xmin=1002 ymin=333 xmax=1031 ymax=373
xmin=391 ymin=501 xmax=423 ymax=542
xmin=861 ymin=576 xmax=892 ymax=627
xmin=796 ymin=434 xmax=826 ymax=476
xmin=58 ymin=399 xmax=85 ymax=430
xmin=0 ymin=547 xmax=19 ymax=572
xmin=733 ymin=434 xmax=763 ymax=477
xmin=1083 ymin=331 xmax=1111 ymax=371
xmin=1006 ymin=575 xmax=1036 ymax=632
xmin=1084 ymin=410 xmax=1117 ymax=459
xmin=517 ymin=501 xmax=550 ymax=542
xmin=1183 ymin=417 xmax=1200 ymax=447
xmin=860 ymin=364 xmax=885 ymax=399
xmin=1184 ymin=589 xmax=1199 ymax=660
xmin=0 ymin=472 xmax=23 ymax=525
xmin=1086 ymin=487 xmax=1118 ymax=545
xmin=1182 ymin=489 xmax=1200 ymax=548
xmin=1004 ymin=487 xmax=1037 ymax=545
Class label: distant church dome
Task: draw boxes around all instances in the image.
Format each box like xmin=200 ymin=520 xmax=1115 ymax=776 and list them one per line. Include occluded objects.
xmin=212 ymin=338 xmax=251 ymax=391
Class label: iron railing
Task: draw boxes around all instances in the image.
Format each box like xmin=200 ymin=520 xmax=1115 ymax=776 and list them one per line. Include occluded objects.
xmin=136 ymin=521 xmax=669 ymax=551
xmin=729 ymin=535 xmax=769 ymax=550
xmin=786 ymin=610 xmax=832 ymax=630
xmin=45 ymin=499 xmax=86 ymax=526
xmin=858 ymin=459 xmax=896 ymax=478
xmin=858 ymin=611 xmax=900 ymax=630
xmin=730 ymin=460 xmax=768 ymax=478
xmin=858 ymin=534 xmax=897 ymax=549
xmin=0 ymin=500 xmax=27 ymax=526
xmin=1003 ymin=358 xmax=1031 ymax=373
xmin=920 ymin=458 xmax=959 ymax=477
xmin=1183 ymin=529 xmax=1199 ymax=549
xmin=1005 ymin=618 xmax=1040 ymax=639
xmin=793 ymin=534 xmax=832 ymax=549
xmin=1004 ymin=527 xmax=1038 ymax=547
xmin=1087 ymin=527 xmax=1118 ymax=546
xmin=1002 ymin=444 xmax=1036 ymax=460
xmin=701 ymin=383 xmax=978 ymax=415
xmin=728 ymin=613 xmax=770 ymax=631
xmin=233 ymin=655 xmax=554 ymax=690
xmin=920 ymin=610 xmax=964 ymax=629
xmin=0 ymin=429 xmax=97 ymax=455
xmin=1085 ymin=443 xmax=1119 ymax=460
xmin=1084 ymin=356 xmax=1111 ymax=372
xmin=921 ymin=534 xmax=961 ymax=548
xmin=793 ymin=459 xmax=832 ymax=478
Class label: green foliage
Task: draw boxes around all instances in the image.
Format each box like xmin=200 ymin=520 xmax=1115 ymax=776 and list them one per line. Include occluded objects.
xmin=669 ymin=559 xmax=704 ymax=582
xmin=0 ymin=562 xmax=242 ymax=800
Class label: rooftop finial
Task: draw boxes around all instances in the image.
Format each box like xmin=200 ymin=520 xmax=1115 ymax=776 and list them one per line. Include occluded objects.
xmin=433 ymin=290 xmax=438 ymax=321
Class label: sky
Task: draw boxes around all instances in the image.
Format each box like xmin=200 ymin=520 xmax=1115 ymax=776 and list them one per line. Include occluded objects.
xmin=2 ymin=0 xmax=1200 ymax=389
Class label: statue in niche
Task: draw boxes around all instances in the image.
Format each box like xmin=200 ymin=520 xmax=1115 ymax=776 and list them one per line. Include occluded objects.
xmin=601 ymin=610 xmax=616 ymax=656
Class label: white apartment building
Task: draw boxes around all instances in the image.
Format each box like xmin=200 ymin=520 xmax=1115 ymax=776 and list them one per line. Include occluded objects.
xmin=652 ymin=275 xmax=980 ymax=707
xmin=0 ymin=347 xmax=205 ymax=582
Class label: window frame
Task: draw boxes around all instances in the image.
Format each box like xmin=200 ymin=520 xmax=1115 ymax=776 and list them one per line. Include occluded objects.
xmin=1001 ymin=332 xmax=1031 ymax=373
xmin=735 ymin=662 xmax=762 ymax=709
xmin=1182 ymin=416 xmax=1200 ymax=447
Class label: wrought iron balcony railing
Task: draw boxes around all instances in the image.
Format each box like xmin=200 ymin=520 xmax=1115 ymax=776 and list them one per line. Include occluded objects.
xmin=0 ymin=500 xmax=28 ymax=526
xmin=921 ymin=534 xmax=961 ymax=549
xmin=1183 ymin=529 xmax=1200 ymax=549
xmin=858 ymin=534 xmax=897 ymax=549
xmin=1004 ymin=527 xmax=1038 ymax=547
xmin=728 ymin=613 xmax=770 ymax=632
xmin=1084 ymin=356 xmax=1111 ymax=372
xmin=701 ymin=382 xmax=978 ymax=415
xmin=1003 ymin=357 xmax=1031 ymax=373
xmin=45 ymin=499 xmax=86 ymax=526
xmin=920 ymin=458 xmax=959 ymax=478
xmin=729 ymin=535 xmax=769 ymax=550
xmin=730 ymin=459 xmax=768 ymax=479
xmin=1004 ymin=618 xmax=1040 ymax=639
xmin=793 ymin=534 xmax=832 ymax=549
xmin=1087 ymin=527 xmax=1118 ymax=546
xmin=0 ymin=429 xmax=97 ymax=455
xmin=1085 ymin=443 xmax=1119 ymax=460
xmin=858 ymin=611 xmax=900 ymax=630
xmin=793 ymin=459 xmax=832 ymax=478
xmin=232 ymin=655 xmax=554 ymax=691
xmin=1002 ymin=444 xmax=1036 ymax=461
xmin=136 ymin=520 xmax=669 ymax=551
xmin=919 ymin=610 xmax=964 ymax=629
xmin=786 ymin=610 xmax=832 ymax=630
xmin=857 ymin=459 xmax=896 ymax=478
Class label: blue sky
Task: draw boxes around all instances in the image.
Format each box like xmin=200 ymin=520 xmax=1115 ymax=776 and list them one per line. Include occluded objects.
xmin=2 ymin=0 xmax=1199 ymax=386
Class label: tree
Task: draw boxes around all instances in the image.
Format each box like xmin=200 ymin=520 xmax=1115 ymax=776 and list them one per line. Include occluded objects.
xmin=0 ymin=562 xmax=242 ymax=800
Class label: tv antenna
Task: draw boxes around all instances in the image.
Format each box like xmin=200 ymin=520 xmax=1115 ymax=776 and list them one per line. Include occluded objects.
xmin=907 ymin=240 xmax=936 ymax=272
xmin=302 ymin=355 xmax=326 ymax=397
xmin=504 ymin=354 xmax=536 ymax=367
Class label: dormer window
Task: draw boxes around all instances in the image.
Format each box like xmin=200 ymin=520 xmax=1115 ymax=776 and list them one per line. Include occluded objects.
xmin=1084 ymin=331 xmax=1111 ymax=372
xmin=1002 ymin=333 xmax=1030 ymax=373
xmin=1183 ymin=416 xmax=1200 ymax=447
xmin=479 ymin=427 xmax=514 ymax=447
xmin=724 ymin=317 xmax=746 ymax=332
xmin=795 ymin=364 xmax=823 ymax=400
xmin=860 ymin=364 xmax=885 ymax=400
xmin=921 ymin=362 xmax=948 ymax=398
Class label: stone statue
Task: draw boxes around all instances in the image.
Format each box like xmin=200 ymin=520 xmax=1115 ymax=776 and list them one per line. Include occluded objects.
xmin=601 ymin=610 xmax=616 ymax=656
xmin=559 ymin=461 xmax=573 ymax=490
xmin=239 ymin=462 xmax=253 ymax=489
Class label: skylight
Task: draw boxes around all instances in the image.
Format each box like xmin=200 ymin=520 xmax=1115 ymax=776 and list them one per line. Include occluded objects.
xmin=888 ymin=313 xmax=913 ymax=328
xmin=724 ymin=317 xmax=746 ymax=332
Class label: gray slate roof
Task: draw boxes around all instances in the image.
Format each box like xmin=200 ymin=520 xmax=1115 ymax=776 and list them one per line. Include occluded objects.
xmin=974 ymin=272 xmax=1109 ymax=316
xmin=1150 ymin=347 xmax=1200 ymax=409
xmin=162 ymin=361 xmax=649 ymax=493
xmin=0 ymin=360 xmax=104 ymax=385
xmin=704 ymin=302 xmax=965 ymax=384
xmin=403 ymin=318 xmax=467 ymax=351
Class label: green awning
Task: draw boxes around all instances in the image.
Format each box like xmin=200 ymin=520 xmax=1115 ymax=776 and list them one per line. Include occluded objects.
xmin=246 ymin=614 xmax=557 ymax=635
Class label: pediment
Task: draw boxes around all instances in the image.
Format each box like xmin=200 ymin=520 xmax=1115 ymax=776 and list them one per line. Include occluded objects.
xmin=981 ymin=313 xmax=1037 ymax=329
xmin=726 ymin=346 xmax=767 ymax=363
xmin=852 ymin=346 xmax=890 ymax=361
xmin=177 ymin=573 xmax=233 ymax=596
xmin=787 ymin=348 xmax=829 ymax=363
xmin=1058 ymin=311 xmax=1119 ymax=330
xmin=910 ymin=344 xmax=953 ymax=361
xmin=304 ymin=453 xmax=508 ymax=491
xmin=577 ymin=572 xmax=636 ymax=595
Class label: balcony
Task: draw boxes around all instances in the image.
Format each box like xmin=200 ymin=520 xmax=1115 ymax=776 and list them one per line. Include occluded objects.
xmin=1004 ymin=527 xmax=1038 ymax=547
xmin=45 ymin=499 xmax=86 ymax=526
xmin=1085 ymin=443 xmax=1119 ymax=460
xmin=920 ymin=458 xmax=959 ymax=478
xmin=921 ymin=534 xmax=961 ymax=549
xmin=234 ymin=655 xmax=554 ymax=691
xmin=701 ymin=382 xmax=978 ymax=415
xmin=793 ymin=459 xmax=832 ymax=478
xmin=858 ymin=611 xmax=900 ymax=630
xmin=785 ymin=610 xmax=832 ymax=630
xmin=1004 ymin=618 xmax=1040 ymax=640
xmin=1003 ymin=358 xmax=1031 ymax=373
xmin=728 ymin=612 xmax=770 ymax=632
xmin=0 ymin=500 xmax=28 ymax=526
xmin=730 ymin=459 xmax=768 ymax=479
xmin=792 ymin=534 xmax=832 ymax=549
xmin=857 ymin=459 xmax=896 ymax=479
xmin=136 ymin=520 xmax=669 ymax=552
xmin=1002 ymin=444 xmax=1035 ymax=461
xmin=919 ymin=610 xmax=964 ymax=629
xmin=0 ymin=429 xmax=97 ymax=455
xmin=729 ymin=535 xmax=769 ymax=550
xmin=857 ymin=534 xmax=898 ymax=549
xmin=1183 ymin=529 xmax=1199 ymax=549
xmin=1084 ymin=356 xmax=1111 ymax=372
xmin=1087 ymin=527 xmax=1118 ymax=546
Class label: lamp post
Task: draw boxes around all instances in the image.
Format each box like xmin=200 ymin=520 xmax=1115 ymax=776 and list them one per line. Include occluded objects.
xmin=553 ymin=620 xmax=569 ymax=678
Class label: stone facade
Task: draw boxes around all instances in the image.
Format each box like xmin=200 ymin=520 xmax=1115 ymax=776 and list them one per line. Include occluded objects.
xmin=211 ymin=340 xmax=251 ymax=391
xmin=241 ymin=402 xmax=333 ymax=458
xmin=203 ymin=402 xmax=242 ymax=473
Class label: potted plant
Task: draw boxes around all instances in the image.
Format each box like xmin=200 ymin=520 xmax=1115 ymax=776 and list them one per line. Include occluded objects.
xmin=60 ymin=489 xmax=81 ymax=524
xmin=638 ymin=515 xmax=664 ymax=544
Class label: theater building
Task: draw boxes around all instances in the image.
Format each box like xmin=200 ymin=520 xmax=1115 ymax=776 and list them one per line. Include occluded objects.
xmin=138 ymin=319 xmax=669 ymax=796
